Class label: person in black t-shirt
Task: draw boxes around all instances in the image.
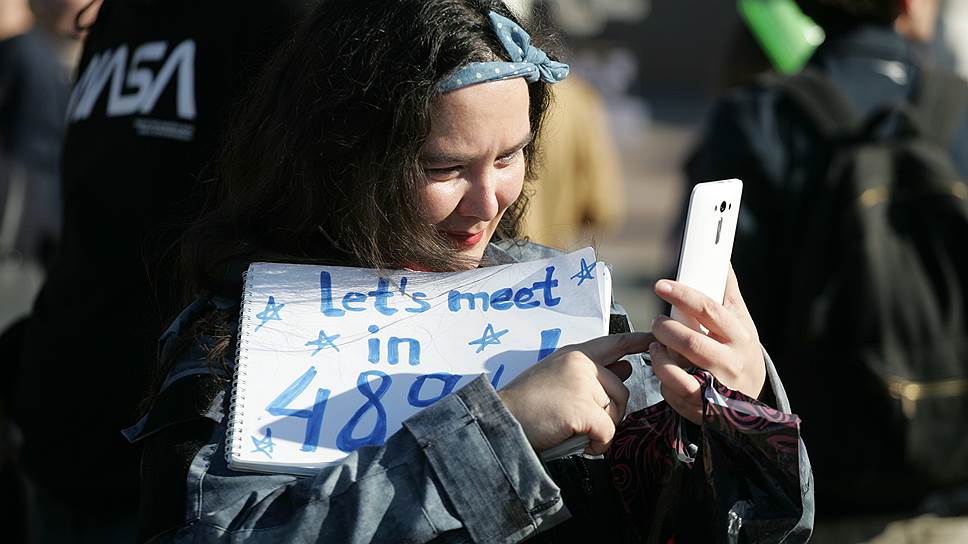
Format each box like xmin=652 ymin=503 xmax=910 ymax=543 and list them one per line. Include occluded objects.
xmin=11 ymin=1 xmax=315 ymax=540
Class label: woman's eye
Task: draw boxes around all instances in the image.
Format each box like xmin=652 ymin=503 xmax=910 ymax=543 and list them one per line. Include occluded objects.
xmin=424 ymin=166 xmax=461 ymax=181
xmin=496 ymin=149 xmax=522 ymax=167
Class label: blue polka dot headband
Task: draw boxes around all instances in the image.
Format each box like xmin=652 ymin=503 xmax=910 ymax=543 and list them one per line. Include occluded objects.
xmin=437 ymin=12 xmax=570 ymax=93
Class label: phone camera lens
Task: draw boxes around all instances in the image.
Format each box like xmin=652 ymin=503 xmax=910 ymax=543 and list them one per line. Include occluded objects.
xmin=720 ymin=201 xmax=727 ymax=212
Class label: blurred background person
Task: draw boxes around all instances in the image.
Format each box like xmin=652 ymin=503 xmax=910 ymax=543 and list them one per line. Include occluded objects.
xmin=1 ymin=3 xmax=93 ymax=542
xmin=507 ymin=0 xmax=626 ymax=251
xmin=685 ymin=0 xmax=968 ymax=542
xmin=9 ymin=1 xmax=315 ymax=541
xmin=532 ymin=0 xmax=743 ymax=330
xmin=519 ymin=71 xmax=626 ymax=250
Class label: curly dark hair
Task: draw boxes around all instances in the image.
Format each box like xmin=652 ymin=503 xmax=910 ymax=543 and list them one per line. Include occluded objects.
xmin=145 ymin=0 xmax=559 ymax=408
xmin=796 ymin=0 xmax=901 ymax=29
xmin=180 ymin=0 xmax=556 ymax=300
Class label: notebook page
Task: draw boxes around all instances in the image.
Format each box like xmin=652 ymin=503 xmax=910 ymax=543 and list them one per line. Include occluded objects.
xmin=226 ymin=247 xmax=611 ymax=474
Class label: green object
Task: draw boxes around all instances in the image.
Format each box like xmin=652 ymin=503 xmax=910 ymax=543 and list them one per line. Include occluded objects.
xmin=738 ymin=0 xmax=825 ymax=74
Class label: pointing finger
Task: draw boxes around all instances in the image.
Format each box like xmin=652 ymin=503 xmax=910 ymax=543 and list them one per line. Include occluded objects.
xmin=570 ymin=332 xmax=654 ymax=366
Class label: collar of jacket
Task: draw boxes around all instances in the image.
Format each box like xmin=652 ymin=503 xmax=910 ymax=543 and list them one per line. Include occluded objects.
xmin=813 ymin=23 xmax=921 ymax=67
xmin=483 ymin=239 xmax=561 ymax=265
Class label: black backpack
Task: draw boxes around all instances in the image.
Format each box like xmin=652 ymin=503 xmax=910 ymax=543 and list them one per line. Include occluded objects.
xmin=768 ymin=68 xmax=968 ymax=511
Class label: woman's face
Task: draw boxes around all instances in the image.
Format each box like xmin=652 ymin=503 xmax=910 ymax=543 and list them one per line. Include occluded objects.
xmin=420 ymin=78 xmax=531 ymax=267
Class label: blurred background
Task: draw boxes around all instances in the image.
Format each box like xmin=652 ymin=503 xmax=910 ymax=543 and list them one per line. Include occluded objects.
xmin=3 ymin=1 xmax=968 ymax=542
xmin=3 ymin=0 xmax=965 ymax=338
xmin=0 ymin=0 xmax=759 ymax=333
xmin=518 ymin=0 xmax=967 ymax=330
xmin=515 ymin=0 xmax=759 ymax=329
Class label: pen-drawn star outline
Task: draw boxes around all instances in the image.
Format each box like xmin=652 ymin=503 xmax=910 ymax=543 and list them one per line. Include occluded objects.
xmin=255 ymin=296 xmax=285 ymax=331
xmin=570 ymin=258 xmax=596 ymax=286
xmin=251 ymin=429 xmax=275 ymax=458
xmin=306 ymin=329 xmax=341 ymax=355
xmin=468 ymin=323 xmax=509 ymax=354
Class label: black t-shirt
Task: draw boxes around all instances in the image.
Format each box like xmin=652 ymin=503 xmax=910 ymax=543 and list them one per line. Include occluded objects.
xmin=15 ymin=0 xmax=313 ymax=517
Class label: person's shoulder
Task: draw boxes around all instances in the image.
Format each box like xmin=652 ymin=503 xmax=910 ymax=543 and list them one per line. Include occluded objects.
xmin=688 ymin=77 xmax=787 ymax=167
xmin=553 ymin=76 xmax=603 ymax=105
xmin=712 ymin=76 xmax=789 ymax=124
xmin=125 ymin=296 xmax=236 ymax=445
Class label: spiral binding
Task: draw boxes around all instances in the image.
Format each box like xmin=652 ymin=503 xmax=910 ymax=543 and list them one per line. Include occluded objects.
xmin=224 ymin=268 xmax=253 ymax=465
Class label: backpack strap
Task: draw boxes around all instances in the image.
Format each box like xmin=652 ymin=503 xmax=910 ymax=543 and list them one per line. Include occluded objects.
xmin=913 ymin=68 xmax=968 ymax=147
xmin=761 ymin=68 xmax=860 ymax=139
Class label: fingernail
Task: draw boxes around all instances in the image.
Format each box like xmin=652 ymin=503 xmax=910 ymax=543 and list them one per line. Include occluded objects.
xmin=656 ymin=281 xmax=673 ymax=294
xmin=649 ymin=341 xmax=658 ymax=354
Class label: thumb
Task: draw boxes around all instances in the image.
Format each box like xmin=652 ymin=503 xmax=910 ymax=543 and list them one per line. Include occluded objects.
xmin=582 ymin=403 xmax=618 ymax=455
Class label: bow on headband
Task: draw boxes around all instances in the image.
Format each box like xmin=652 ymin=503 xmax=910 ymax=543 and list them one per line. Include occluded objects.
xmin=437 ymin=12 xmax=570 ymax=93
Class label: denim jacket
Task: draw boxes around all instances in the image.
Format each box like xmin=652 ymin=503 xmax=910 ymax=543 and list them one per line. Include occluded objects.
xmin=125 ymin=241 xmax=811 ymax=542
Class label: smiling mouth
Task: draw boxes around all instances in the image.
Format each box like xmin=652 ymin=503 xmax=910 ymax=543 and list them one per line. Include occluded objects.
xmin=441 ymin=230 xmax=485 ymax=247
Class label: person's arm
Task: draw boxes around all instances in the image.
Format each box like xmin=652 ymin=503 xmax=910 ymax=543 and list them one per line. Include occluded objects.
xmin=665 ymin=90 xmax=815 ymax=540
xmin=646 ymin=270 xmax=815 ymax=542
xmin=138 ymin=323 xmax=648 ymax=543
xmin=154 ymin=375 xmax=566 ymax=543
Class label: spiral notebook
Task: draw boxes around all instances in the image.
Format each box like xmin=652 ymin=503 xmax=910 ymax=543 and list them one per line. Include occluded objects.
xmin=225 ymin=247 xmax=612 ymax=475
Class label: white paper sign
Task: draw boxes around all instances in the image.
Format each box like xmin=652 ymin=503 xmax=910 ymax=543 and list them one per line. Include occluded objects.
xmin=226 ymin=247 xmax=611 ymax=474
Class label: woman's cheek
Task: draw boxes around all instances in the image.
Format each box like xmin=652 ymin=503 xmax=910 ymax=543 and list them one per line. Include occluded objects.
xmin=421 ymin=182 xmax=462 ymax=224
xmin=497 ymin=164 xmax=526 ymax=209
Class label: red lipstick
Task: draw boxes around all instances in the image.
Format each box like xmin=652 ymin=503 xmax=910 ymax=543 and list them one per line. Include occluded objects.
xmin=442 ymin=230 xmax=485 ymax=247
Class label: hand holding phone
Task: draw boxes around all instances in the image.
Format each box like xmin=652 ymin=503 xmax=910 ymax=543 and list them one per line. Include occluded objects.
xmin=649 ymin=179 xmax=766 ymax=422
xmin=671 ymin=179 xmax=743 ymax=332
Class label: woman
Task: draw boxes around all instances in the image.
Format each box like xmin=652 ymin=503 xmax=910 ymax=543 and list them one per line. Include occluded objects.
xmin=128 ymin=0 xmax=801 ymax=541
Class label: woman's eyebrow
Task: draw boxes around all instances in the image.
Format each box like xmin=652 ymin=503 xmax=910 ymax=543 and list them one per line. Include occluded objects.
xmin=421 ymin=132 xmax=533 ymax=165
xmin=502 ymin=132 xmax=534 ymax=157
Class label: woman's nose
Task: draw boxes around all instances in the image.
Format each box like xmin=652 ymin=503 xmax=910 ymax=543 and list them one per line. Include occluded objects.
xmin=457 ymin=168 xmax=501 ymax=221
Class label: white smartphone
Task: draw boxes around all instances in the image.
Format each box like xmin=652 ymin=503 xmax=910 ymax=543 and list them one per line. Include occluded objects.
xmin=670 ymin=179 xmax=743 ymax=332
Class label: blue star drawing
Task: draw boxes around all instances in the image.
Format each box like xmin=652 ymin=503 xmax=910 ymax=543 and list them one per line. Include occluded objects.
xmin=570 ymin=258 xmax=596 ymax=286
xmin=468 ymin=323 xmax=509 ymax=354
xmin=306 ymin=329 xmax=341 ymax=355
xmin=251 ymin=429 xmax=275 ymax=458
xmin=255 ymin=296 xmax=285 ymax=331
